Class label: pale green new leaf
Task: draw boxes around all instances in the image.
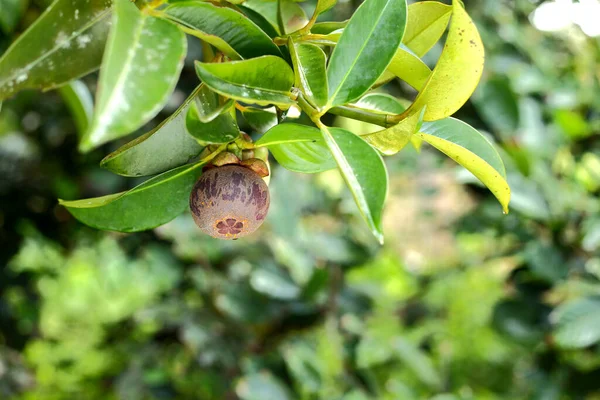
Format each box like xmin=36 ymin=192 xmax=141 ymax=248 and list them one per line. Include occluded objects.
xmin=403 ymin=1 xmax=484 ymax=121
xmin=364 ymin=107 xmax=424 ymax=155
xmin=387 ymin=45 xmax=431 ymax=91
xmin=82 ymin=0 xmax=186 ymax=151
xmin=0 ymin=0 xmax=112 ymax=101
xmin=403 ymin=1 xmax=452 ymax=57
xmin=418 ymin=118 xmax=510 ymax=212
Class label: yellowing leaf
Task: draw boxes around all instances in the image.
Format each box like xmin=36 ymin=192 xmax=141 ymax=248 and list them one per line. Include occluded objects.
xmin=401 ymin=1 xmax=484 ymax=122
xmin=387 ymin=45 xmax=431 ymax=91
xmin=418 ymin=118 xmax=510 ymax=212
xmin=363 ymin=107 xmax=424 ymax=155
xmin=403 ymin=1 xmax=452 ymax=57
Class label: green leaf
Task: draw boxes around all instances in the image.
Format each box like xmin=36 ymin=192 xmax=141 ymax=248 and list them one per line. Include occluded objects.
xmin=101 ymin=86 xmax=204 ymax=177
xmin=250 ymin=265 xmax=301 ymax=300
xmin=256 ymin=123 xmax=336 ymax=173
xmin=387 ymin=44 xmax=431 ymax=91
xmin=60 ymin=163 xmax=203 ymax=232
xmin=311 ymin=20 xmax=347 ymax=34
xmin=314 ymin=0 xmax=337 ymax=18
xmin=242 ymin=107 xmax=278 ymax=134
xmin=236 ymin=373 xmax=292 ymax=400
xmin=289 ymin=40 xmax=328 ymax=109
xmin=0 ymin=0 xmax=26 ymax=34
xmin=185 ymin=85 xmax=239 ymax=144
xmin=403 ymin=1 xmax=484 ymax=121
xmin=82 ymin=0 xmax=186 ymax=151
xmin=0 ymin=0 xmax=112 ymax=101
xmin=277 ymin=0 xmax=309 ymax=34
xmin=473 ymin=77 xmax=520 ymax=137
xmin=326 ymin=0 xmax=407 ymax=107
xmin=195 ymin=56 xmax=294 ymax=107
xmin=243 ymin=0 xmax=306 ymax=35
xmin=164 ymin=2 xmax=281 ymax=59
xmin=238 ymin=5 xmax=279 ymax=38
xmin=58 ymin=80 xmax=94 ymax=137
xmin=363 ymin=107 xmax=424 ymax=155
xmin=393 ymin=338 xmax=441 ymax=388
xmin=403 ymin=1 xmax=452 ymax=57
xmin=417 ymin=118 xmax=510 ymax=212
xmin=352 ymin=92 xmax=407 ymax=114
xmin=319 ymin=125 xmax=388 ymax=243
xmin=553 ymin=297 xmax=600 ymax=349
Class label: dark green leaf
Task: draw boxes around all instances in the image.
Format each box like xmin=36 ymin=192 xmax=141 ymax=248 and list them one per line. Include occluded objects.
xmin=493 ymin=299 xmax=547 ymax=345
xmin=164 ymin=2 xmax=281 ymax=59
xmin=58 ymin=80 xmax=93 ymax=137
xmin=186 ymin=85 xmax=239 ymax=144
xmin=553 ymin=297 xmax=600 ymax=349
xmin=320 ymin=125 xmax=388 ymax=243
xmin=473 ymin=77 xmax=520 ymax=137
xmin=0 ymin=0 xmax=27 ymax=34
xmin=82 ymin=0 xmax=186 ymax=151
xmin=101 ymin=86 xmax=204 ymax=177
xmin=256 ymin=123 xmax=336 ymax=173
xmin=195 ymin=56 xmax=294 ymax=107
xmin=326 ymin=0 xmax=407 ymax=107
xmin=289 ymin=40 xmax=328 ymax=109
xmin=59 ymin=163 xmax=203 ymax=232
xmin=242 ymin=107 xmax=278 ymax=134
xmin=0 ymin=0 xmax=112 ymax=101
xmin=238 ymin=5 xmax=279 ymax=38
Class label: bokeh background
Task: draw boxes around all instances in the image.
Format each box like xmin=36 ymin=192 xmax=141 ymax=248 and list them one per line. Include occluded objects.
xmin=1 ymin=0 xmax=600 ymax=398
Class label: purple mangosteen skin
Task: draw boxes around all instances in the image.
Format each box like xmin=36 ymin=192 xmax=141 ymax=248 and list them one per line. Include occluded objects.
xmin=189 ymin=165 xmax=270 ymax=239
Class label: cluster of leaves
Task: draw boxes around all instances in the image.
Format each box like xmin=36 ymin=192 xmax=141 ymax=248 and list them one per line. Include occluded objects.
xmin=0 ymin=0 xmax=510 ymax=243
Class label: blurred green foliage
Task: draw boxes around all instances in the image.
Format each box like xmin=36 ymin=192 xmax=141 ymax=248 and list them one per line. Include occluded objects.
xmin=1 ymin=0 xmax=600 ymax=399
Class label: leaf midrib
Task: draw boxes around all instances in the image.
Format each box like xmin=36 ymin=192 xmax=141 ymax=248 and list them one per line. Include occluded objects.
xmin=404 ymin=5 xmax=451 ymax=49
xmin=327 ymin=0 xmax=395 ymax=107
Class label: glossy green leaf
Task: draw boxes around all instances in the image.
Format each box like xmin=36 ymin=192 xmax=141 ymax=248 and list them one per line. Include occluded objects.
xmin=320 ymin=125 xmax=388 ymax=243
xmin=289 ymin=40 xmax=328 ymax=109
xmin=387 ymin=45 xmax=431 ymax=91
xmin=164 ymin=2 xmax=281 ymax=59
xmin=82 ymin=0 xmax=186 ymax=151
xmin=418 ymin=118 xmax=510 ymax=212
xmin=195 ymin=57 xmax=294 ymax=107
xmin=363 ymin=107 xmax=424 ymax=155
xmin=238 ymin=5 xmax=279 ymax=38
xmin=403 ymin=1 xmax=484 ymax=121
xmin=0 ymin=0 xmax=112 ymax=101
xmin=186 ymin=85 xmax=239 ymax=144
xmin=58 ymin=80 xmax=94 ymax=137
xmin=256 ymin=123 xmax=336 ymax=173
xmin=60 ymin=163 xmax=203 ymax=232
xmin=326 ymin=0 xmax=407 ymax=107
xmin=100 ymin=86 xmax=204 ymax=177
xmin=242 ymin=107 xmax=278 ymax=134
xmin=352 ymin=92 xmax=407 ymax=114
xmin=553 ymin=297 xmax=600 ymax=349
xmin=403 ymin=1 xmax=452 ymax=57
xmin=243 ymin=0 xmax=306 ymax=35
